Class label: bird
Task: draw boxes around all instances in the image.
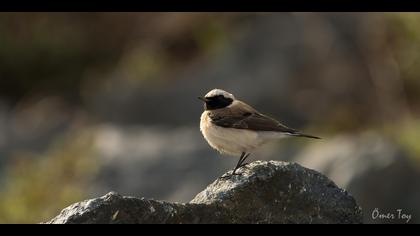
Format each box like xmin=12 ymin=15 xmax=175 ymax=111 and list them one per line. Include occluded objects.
xmin=198 ymin=88 xmax=320 ymax=176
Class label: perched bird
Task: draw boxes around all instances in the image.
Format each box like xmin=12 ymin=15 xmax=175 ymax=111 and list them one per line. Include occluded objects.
xmin=199 ymin=89 xmax=320 ymax=176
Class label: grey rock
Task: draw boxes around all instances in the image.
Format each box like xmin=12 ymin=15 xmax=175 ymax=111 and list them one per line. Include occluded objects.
xmin=46 ymin=161 xmax=362 ymax=224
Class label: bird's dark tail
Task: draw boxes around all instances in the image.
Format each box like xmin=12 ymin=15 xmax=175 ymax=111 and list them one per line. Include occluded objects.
xmin=289 ymin=132 xmax=321 ymax=139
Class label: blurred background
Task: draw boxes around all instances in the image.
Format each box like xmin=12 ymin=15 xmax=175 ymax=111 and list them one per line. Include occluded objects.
xmin=0 ymin=12 xmax=419 ymax=224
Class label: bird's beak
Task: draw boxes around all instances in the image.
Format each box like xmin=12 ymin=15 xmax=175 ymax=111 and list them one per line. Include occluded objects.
xmin=198 ymin=96 xmax=208 ymax=102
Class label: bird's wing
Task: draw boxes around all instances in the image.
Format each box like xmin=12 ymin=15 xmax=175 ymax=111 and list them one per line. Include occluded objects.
xmin=208 ymin=101 xmax=298 ymax=133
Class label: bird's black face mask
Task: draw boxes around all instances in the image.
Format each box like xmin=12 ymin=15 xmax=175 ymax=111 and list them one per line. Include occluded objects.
xmin=198 ymin=95 xmax=233 ymax=110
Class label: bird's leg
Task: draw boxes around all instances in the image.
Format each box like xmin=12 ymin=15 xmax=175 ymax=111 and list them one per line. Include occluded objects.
xmin=238 ymin=153 xmax=251 ymax=168
xmin=219 ymin=152 xmax=249 ymax=179
xmin=231 ymin=152 xmax=247 ymax=175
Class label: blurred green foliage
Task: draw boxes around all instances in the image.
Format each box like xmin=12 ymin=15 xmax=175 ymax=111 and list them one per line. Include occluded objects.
xmin=0 ymin=13 xmax=230 ymax=103
xmin=387 ymin=13 xmax=420 ymax=111
xmin=0 ymin=13 xmax=122 ymax=103
xmin=390 ymin=118 xmax=420 ymax=165
xmin=0 ymin=130 xmax=98 ymax=223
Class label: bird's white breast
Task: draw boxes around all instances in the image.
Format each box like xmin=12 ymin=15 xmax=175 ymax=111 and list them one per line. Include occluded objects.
xmin=200 ymin=111 xmax=283 ymax=156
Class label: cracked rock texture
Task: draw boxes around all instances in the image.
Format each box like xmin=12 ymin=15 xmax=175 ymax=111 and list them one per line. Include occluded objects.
xmin=46 ymin=161 xmax=363 ymax=224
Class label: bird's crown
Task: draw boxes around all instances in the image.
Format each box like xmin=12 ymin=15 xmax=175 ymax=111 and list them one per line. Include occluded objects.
xmin=205 ymin=89 xmax=235 ymax=100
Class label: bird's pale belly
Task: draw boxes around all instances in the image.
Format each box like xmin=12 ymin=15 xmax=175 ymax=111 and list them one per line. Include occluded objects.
xmin=200 ymin=112 xmax=281 ymax=156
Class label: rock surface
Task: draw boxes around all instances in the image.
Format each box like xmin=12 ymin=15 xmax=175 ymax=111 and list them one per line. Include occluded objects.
xmin=46 ymin=161 xmax=363 ymax=224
